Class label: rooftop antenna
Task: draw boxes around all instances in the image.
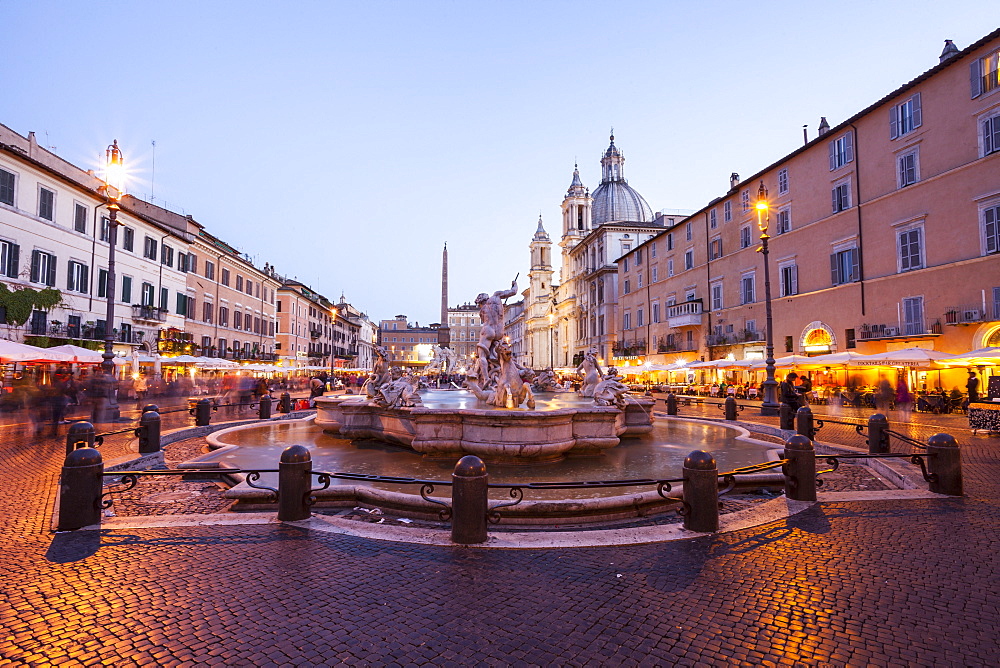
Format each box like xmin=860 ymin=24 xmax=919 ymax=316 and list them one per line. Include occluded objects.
xmin=150 ymin=140 xmax=156 ymax=203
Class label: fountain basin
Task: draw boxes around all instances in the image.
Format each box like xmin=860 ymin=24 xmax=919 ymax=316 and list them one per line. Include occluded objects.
xmin=315 ymin=393 xmax=655 ymax=464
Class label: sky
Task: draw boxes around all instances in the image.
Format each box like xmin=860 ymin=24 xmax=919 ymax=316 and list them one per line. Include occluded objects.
xmin=0 ymin=1 xmax=991 ymax=324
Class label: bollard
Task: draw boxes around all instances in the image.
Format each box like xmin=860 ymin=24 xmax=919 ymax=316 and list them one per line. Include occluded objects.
xmin=867 ymin=413 xmax=890 ymax=454
xmin=682 ymin=450 xmax=719 ymax=532
xmin=926 ymin=433 xmax=962 ymax=496
xmin=278 ymin=445 xmax=313 ymax=521
xmin=138 ymin=411 xmax=161 ymax=454
xmin=258 ymin=395 xmax=273 ymax=420
xmin=279 ymin=392 xmax=292 ymax=414
xmin=795 ymin=405 xmax=815 ymax=440
xmin=666 ymin=393 xmax=678 ymax=416
xmin=779 ymin=403 xmax=795 ymax=430
xmin=195 ymin=398 xmax=212 ymax=427
xmin=783 ymin=434 xmax=816 ymax=502
xmin=724 ymin=396 xmax=738 ymax=420
xmin=66 ymin=421 xmax=96 ymax=456
xmin=141 ymin=404 xmax=159 ymax=415
xmin=58 ymin=447 xmax=104 ymax=531
xmin=451 ymin=455 xmax=488 ymax=544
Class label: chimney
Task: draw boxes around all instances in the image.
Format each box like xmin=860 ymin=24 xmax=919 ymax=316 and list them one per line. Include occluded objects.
xmin=803 ymin=125 xmax=808 ymax=145
xmin=817 ymin=117 xmax=830 ymax=136
xmin=730 ymin=172 xmax=740 ymax=189
xmin=939 ymin=39 xmax=959 ymax=63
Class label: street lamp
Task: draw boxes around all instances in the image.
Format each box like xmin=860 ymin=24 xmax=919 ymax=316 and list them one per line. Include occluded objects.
xmin=756 ymin=181 xmax=779 ymax=416
xmin=547 ymin=311 xmax=555 ymax=369
xmin=100 ymin=140 xmax=126 ymax=420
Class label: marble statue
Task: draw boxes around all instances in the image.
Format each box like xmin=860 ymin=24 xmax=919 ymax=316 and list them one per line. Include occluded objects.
xmin=426 ymin=345 xmax=457 ymax=374
xmin=466 ymin=340 xmax=535 ymax=409
xmin=576 ymin=347 xmax=603 ymax=398
xmin=593 ymin=367 xmax=630 ymax=409
xmin=532 ymin=367 xmax=569 ymax=393
xmin=472 ymin=279 xmax=518 ymax=384
xmin=372 ymin=372 xmax=423 ymax=409
xmin=364 ymin=345 xmax=391 ymax=398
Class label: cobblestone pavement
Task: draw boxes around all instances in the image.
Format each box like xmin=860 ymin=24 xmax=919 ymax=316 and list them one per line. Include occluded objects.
xmin=1 ymin=393 xmax=999 ymax=665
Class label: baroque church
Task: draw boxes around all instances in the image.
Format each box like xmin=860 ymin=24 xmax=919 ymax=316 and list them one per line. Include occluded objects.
xmin=519 ymin=133 xmax=676 ymax=370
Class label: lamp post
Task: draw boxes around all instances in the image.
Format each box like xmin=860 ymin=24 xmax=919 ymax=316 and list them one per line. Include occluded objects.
xmin=756 ymin=181 xmax=779 ymax=416
xmin=547 ymin=311 xmax=555 ymax=369
xmin=100 ymin=140 xmax=126 ymax=421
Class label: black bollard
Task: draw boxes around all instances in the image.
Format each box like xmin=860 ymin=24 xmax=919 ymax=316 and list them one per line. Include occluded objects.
xmin=278 ymin=445 xmax=313 ymax=521
xmin=783 ymin=434 xmax=816 ymax=502
xmin=779 ymin=403 xmax=795 ymax=430
xmin=666 ymin=393 xmax=679 ymax=416
xmin=724 ymin=396 xmax=738 ymax=420
xmin=926 ymin=433 xmax=962 ymax=496
xmin=58 ymin=447 xmax=104 ymax=531
xmin=258 ymin=395 xmax=273 ymax=420
xmin=682 ymin=450 xmax=719 ymax=532
xmin=279 ymin=392 xmax=292 ymax=414
xmin=141 ymin=404 xmax=159 ymax=415
xmin=66 ymin=421 xmax=96 ymax=456
xmin=795 ymin=405 xmax=815 ymax=440
xmin=451 ymin=455 xmax=488 ymax=544
xmin=195 ymin=398 xmax=212 ymax=427
xmin=867 ymin=413 xmax=890 ymax=454
xmin=138 ymin=411 xmax=161 ymax=454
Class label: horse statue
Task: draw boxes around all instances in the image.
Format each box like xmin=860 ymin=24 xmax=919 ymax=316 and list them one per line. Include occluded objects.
xmin=466 ymin=340 xmax=535 ymax=409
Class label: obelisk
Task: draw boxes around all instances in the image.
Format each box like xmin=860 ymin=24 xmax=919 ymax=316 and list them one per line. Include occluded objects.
xmin=438 ymin=242 xmax=451 ymax=348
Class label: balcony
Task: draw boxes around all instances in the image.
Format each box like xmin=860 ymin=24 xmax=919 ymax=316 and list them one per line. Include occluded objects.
xmin=706 ymin=329 xmax=766 ymax=347
xmin=666 ymin=300 xmax=704 ymax=328
xmin=943 ymin=305 xmax=998 ymax=326
xmin=132 ymin=305 xmax=168 ymax=323
xmin=612 ymin=339 xmax=646 ymax=357
xmin=858 ymin=320 xmax=942 ymax=341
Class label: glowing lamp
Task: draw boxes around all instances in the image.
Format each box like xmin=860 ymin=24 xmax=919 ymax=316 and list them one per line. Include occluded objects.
xmin=104 ymin=140 xmax=126 ymax=201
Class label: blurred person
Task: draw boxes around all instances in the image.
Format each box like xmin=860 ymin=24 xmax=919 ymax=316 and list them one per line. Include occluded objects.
xmin=966 ymin=371 xmax=980 ymax=404
xmin=895 ymin=377 xmax=913 ymax=421
xmin=875 ymin=378 xmax=894 ymax=413
xmin=778 ymin=372 xmax=803 ymax=410
xmin=134 ymin=374 xmax=148 ymax=406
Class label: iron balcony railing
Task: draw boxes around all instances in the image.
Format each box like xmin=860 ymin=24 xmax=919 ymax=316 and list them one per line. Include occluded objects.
xmin=858 ymin=319 xmax=941 ymax=340
xmin=943 ymin=304 xmax=998 ymax=325
xmin=131 ymin=305 xmax=168 ymax=322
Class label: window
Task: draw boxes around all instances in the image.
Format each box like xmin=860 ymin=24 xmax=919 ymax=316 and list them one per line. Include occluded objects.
xmin=830 ymin=247 xmax=860 ymax=285
xmin=980 ymin=110 xmax=1000 ymax=156
xmin=221 ymin=268 xmax=230 ymax=286
xmin=140 ymin=282 xmax=155 ymax=307
xmin=97 ymin=269 xmax=108 ymax=298
xmin=898 ymin=226 xmax=923 ymax=272
xmin=898 ymin=150 xmax=919 ymax=188
xmin=143 ymin=237 xmax=157 ymax=260
xmin=741 ymin=189 xmax=750 ymax=213
xmin=667 ymin=259 xmax=674 ymax=277
xmin=709 ymin=237 xmax=723 ymax=260
xmin=890 ymin=93 xmax=922 ymax=139
xmin=778 ymin=168 xmax=789 ymax=195
xmin=219 ymin=307 xmax=229 ymax=327
xmin=0 ymin=240 xmax=19 ymax=278
xmin=237 ymin=275 xmax=245 ymax=292
xmin=623 ymin=312 xmax=631 ymax=330
xmin=623 ymin=279 xmax=630 ymax=294
xmin=711 ymin=282 xmax=723 ymax=311
xmin=0 ymin=167 xmax=14 ymax=206
xmin=740 ymin=225 xmax=753 ymax=249
xmin=776 ymin=207 xmax=791 ymax=234
xmin=622 ymin=257 xmax=629 ymax=272
xmin=779 ymin=263 xmax=798 ymax=297
xmin=38 ymin=187 xmax=54 ymax=221
xmin=122 ymin=227 xmax=134 ymax=251
xmin=30 ymin=250 xmax=56 ymax=286
xmin=637 ymin=308 xmax=644 ymax=328
xmin=634 ymin=249 xmax=642 ymax=265
xmin=970 ymin=48 xmax=1000 ymax=98
xmin=188 ymin=254 xmax=198 ymax=274
xmin=684 ymin=249 xmax=694 ymax=271
xmin=204 ymin=260 xmax=215 ymax=280
xmin=903 ymin=296 xmax=924 ymax=336
xmin=73 ymin=203 xmax=87 ymax=233
xmin=67 ymin=260 xmax=88 ymax=293
xmin=176 ymin=293 xmax=189 ymax=317
xmin=652 ymin=303 xmax=660 ymax=323
xmin=100 ymin=217 xmax=111 ymax=242
xmin=121 ymin=276 xmax=132 ymax=303
xmin=741 ymin=274 xmax=755 ymax=304
xmin=666 ymin=233 xmax=673 ymax=251
xmin=723 ymin=201 xmax=732 ymax=222
xmin=829 ymin=133 xmax=854 ymax=170
xmin=244 ymin=313 xmax=252 ymax=330
xmin=651 ymin=266 xmax=658 ymax=282
xmin=685 ymin=222 xmax=692 ymax=241
xmin=234 ymin=310 xmax=242 ymax=330
xmin=161 ymin=245 xmax=174 ymax=267
xmin=832 ymin=182 xmax=851 ymax=213
xmin=203 ymin=301 xmax=214 ymax=323
xmin=160 ymin=287 xmax=169 ymax=311
xmin=246 ymin=280 xmax=254 ymax=296
xmin=710 ymin=209 xmax=717 ymax=229
xmin=637 ymin=273 xmax=643 ymax=289
xmin=984 ymin=205 xmax=1000 ymax=254
xmin=650 ymin=241 xmax=657 ymax=258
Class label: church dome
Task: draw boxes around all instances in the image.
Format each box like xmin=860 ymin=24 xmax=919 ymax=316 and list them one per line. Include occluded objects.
xmin=591 ymin=133 xmax=653 ymax=225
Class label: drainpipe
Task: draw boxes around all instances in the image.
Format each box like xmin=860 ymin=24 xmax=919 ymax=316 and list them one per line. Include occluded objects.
xmin=849 ymin=122 xmax=866 ymax=316
xmin=704 ymin=211 xmax=713 ymax=356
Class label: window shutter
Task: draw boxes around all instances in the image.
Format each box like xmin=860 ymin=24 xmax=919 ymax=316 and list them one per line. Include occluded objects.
xmin=832 ymin=188 xmax=838 ymax=214
xmin=830 ymin=253 xmax=839 ymax=285
xmin=67 ymin=261 xmax=73 ymax=290
xmin=9 ymin=244 xmax=18 ymax=278
xmin=986 ymin=208 xmax=998 ymax=254
xmin=845 ymin=132 xmax=854 ymax=164
xmin=47 ymin=256 xmax=56 ymax=287
xmin=912 ymin=93 xmax=922 ymax=129
xmin=81 ymin=266 xmax=88 ymax=294
xmin=850 ymin=248 xmax=860 ymax=282
xmin=30 ymin=250 xmax=40 ymax=283
xmin=791 ymin=265 xmax=798 ymax=294
xmin=971 ymin=60 xmax=982 ymax=98
xmin=889 ymin=105 xmax=898 ymax=139
xmin=828 ymin=141 xmax=836 ymax=171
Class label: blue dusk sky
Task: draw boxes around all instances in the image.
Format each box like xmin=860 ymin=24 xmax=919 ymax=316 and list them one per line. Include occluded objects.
xmin=0 ymin=1 xmax=990 ymax=323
